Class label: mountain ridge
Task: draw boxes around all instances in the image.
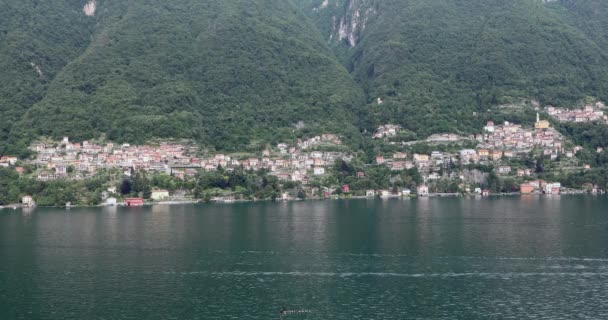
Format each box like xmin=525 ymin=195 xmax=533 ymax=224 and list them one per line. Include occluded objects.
xmin=2 ymin=0 xmax=608 ymax=156
xmin=299 ymin=0 xmax=608 ymax=138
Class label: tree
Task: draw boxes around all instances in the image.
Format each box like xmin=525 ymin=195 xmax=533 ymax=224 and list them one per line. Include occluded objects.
xmin=486 ymin=171 xmax=500 ymax=193
xmin=535 ymin=155 xmax=545 ymax=173
xmin=120 ymin=179 xmax=132 ymax=195
xmin=142 ymin=185 xmax=152 ymax=199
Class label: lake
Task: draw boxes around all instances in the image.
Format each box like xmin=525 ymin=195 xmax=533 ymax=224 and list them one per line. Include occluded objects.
xmin=1 ymin=196 xmax=608 ymax=319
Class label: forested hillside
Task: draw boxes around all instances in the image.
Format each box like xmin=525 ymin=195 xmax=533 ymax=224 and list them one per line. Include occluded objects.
xmin=4 ymin=0 xmax=365 ymax=153
xmin=0 ymin=0 xmax=95 ymax=156
xmin=3 ymin=0 xmax=608 ymax=156
xmin=299 ymin=0 xmax=608 ymax=138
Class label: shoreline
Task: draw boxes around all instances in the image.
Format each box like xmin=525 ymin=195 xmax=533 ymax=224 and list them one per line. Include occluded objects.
xmin=1 ymin=192 xmax=604 ymax=211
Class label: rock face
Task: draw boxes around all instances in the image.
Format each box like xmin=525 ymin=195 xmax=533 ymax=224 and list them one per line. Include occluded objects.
xmin=336 ymin=1 xmax=375 ymax=46
xmin=83 ymin=0 xmax=96 ymax=16
xmin=318 ymin=0 xmax=376 ymax=47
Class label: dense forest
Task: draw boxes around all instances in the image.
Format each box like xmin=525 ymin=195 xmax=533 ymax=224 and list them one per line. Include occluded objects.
xmin=2 ymin=0 xmax=608 ymax=155
xmin=298 ymin=0 xmax=608 ymax=138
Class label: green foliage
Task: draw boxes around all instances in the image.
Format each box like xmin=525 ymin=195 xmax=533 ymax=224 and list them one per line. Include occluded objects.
xmin=4 ymin=0 xmax=608 ymax=157
xmin=3 ymin=0 xmax=364 ymax=154
xmin=301 ymin=0 xmax=608 ymax=137
xmin=557 ymin=122 xmax=608 ymax=149
xmin=0 ymin=168 xmax=111 ymax=206
xmin=193 ymin=168 xmax=285 ymax=200
xmin=0 ymin=0 xmax=95 ymax=156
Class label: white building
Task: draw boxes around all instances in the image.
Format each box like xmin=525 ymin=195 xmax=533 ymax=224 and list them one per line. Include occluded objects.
xmin=151 ymin=189 xmax=170 ymax=201
xmin=417 ymin=185 xmax=429 ymax=197
xmin=105 ymin=197 xmax=117 ymax=206
xmin=313 ymin=167 xmax=325 ymax=175
xmin=22 ymin=195 xmax=35 ymax=207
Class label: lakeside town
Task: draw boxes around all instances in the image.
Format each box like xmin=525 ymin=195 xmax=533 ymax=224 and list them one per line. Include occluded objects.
xmin=1 ymin=104 xmax=607 ymax=208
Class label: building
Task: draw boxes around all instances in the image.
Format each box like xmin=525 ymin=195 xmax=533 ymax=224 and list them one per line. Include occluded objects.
xmin=491 ymin=150 xmax=503 ymax=161
xmin=413 ymin=154 xmax=430 ymax=162
xmin=535 ymin=113 xmax=550 ymax=129
xmin=22 ymin=195 xmax=35 ymax=207
xmin=393 ymin=152 xmax=407 ymax=159
xmin=497 ymin=166 xmax=512 ymax=174
xmin=342 ymin=185 xmax=350 ymax=193
xmin=520 ymin=184 xmax=535 ymax=194
xmin=105 ymin=197 xmax=117 ymax=206
xmin=366 ymin=190 xmax=376 ymax=197
xmin=125 ymin=198 xmax=144 ymax=206
xmin=313 ymin=167 xmax=325 ymax=175
xmin=151 ymin=189 xmax=170 ymax=201
xmin=417 ymin=185 xmax=429 ymax=197
xmin=55 ymin=165 xmax=67 ymax=175
xmin=380 ymin=190 xmax=391 ymax=198
xmin=0 ymin=156 xmax=18 ymax=165
xmin=544 ymin=183 xmax=561 ymax=195
xmin=483 ymin=121 xmax=495 ymax=133
xmin=481 ymin=189 xmax=490 ymax=196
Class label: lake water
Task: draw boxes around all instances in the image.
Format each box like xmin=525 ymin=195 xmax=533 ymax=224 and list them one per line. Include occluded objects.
xmin=1 ymin=196 xmax=608 ymax=319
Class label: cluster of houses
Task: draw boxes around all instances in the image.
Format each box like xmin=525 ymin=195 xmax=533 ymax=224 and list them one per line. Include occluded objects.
xmin=376 ymin=151 xmax=454 ymax=177
xmin=373 ymin=114 xmax=568 ymax=163
xmin=546 ymin=102 xmax=607 ymax=124
xmin=30 ymin=137 xmax=195 ymax=181
xmin=479 ymin=116 xmax=564 ymax=157
xmin=375 ymin=117 xmax=572 ymax=175
xmin=520 ymin=180 xmax=563 ymax=195
xmin=373 ymin=124 xmax=401 ymax=139
xmin=192 ymin=135 xmax=350 ymax=183
xmin=10 ymin=111 xmax=606 ymax=205
xmin=368 ymin=117 xmax=596 ymax=195
xmin=26 ymin=135 xmax=352 ymax=184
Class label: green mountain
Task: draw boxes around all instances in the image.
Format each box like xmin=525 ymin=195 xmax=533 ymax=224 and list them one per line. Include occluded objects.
xmin=3 ymin=0 xmax=608 ymax=156
xmin=0 ymin=0 xmax=95 ymax=155
xmin=3 ymin=0 xmax=365 ymax=154
xmin=299 ymin=0 xmax=608 ymax=138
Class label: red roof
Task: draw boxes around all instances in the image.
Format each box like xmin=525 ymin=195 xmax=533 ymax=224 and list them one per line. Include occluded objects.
xmin=125 ymin=198 xmax=144 ymax=206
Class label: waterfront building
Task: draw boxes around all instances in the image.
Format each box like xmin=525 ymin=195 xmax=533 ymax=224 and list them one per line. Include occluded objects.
xmin=417 ymin=185 xmax=429 ymax=197
xmin=151 ymin=190 xmax=170 ymax=201
xmin=22 ymin=195 xmax=35 ymax=207
xmin=105 ymin=197 xmax=117 ymax=206
xmin=125 ymin=198 xmax=144 ymax=206
xmin=520 ymin=184 xmax=535 ymax=194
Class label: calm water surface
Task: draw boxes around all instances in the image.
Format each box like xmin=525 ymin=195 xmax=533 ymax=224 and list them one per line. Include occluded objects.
xmin=1 ymin=196 xmax=608 ymax=319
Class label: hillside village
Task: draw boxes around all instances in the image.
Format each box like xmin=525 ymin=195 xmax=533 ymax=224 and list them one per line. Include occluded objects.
xmin=1 ymin=110 xmax=606 ymax=207
xmin=19 ymin=134 xmax=348 ymax=184
xmin=546 ymin=102 xmax=607 ymax=124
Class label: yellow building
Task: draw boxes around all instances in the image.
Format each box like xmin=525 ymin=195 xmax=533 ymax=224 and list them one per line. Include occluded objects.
xmin=478 ymin=149 xmax=490 ymax=158
xmin=535 ymin=113 xmax=550 ymax=129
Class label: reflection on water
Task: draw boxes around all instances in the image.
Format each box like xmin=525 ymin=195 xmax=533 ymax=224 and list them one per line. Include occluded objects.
xmin=1 ymin=196 xmax=608 ymax=319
